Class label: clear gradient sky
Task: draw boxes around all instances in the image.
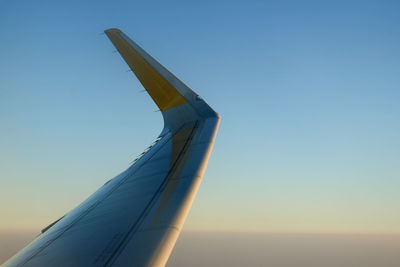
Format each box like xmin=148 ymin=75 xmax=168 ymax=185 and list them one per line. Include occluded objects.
xmin=1 ymin=0 xmax=399 ymax=234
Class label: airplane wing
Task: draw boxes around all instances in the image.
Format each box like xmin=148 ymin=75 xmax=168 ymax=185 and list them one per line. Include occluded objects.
xmin=3 ymin=28 xmax=220 ymax=267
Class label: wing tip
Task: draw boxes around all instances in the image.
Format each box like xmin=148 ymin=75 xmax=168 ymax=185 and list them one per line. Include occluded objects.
xmin=104 ymin=27 xmax=220 ymax=128
xmin=104 ymin=28 xmax=122 ymax=34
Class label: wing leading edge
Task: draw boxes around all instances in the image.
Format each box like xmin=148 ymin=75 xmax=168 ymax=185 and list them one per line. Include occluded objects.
xmin=3 ymin=29 xmax=220 ymax=267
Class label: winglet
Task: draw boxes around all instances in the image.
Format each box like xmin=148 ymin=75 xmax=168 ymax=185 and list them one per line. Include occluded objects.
xmin=104 ymin=28 xmax=219 ymax=131
xmin=104 ymin=28 xmax=188 ymax=112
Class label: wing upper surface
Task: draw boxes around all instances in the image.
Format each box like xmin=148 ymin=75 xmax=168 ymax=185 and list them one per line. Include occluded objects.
xmin=3 ymin=29 xmax=219 ymax=267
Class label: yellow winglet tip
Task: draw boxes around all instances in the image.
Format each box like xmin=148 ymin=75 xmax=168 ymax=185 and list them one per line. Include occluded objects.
xmin=104 ymin=28 xmax=121 ymax=34
xmin=104 ymin=28 xmax=188 ymax=112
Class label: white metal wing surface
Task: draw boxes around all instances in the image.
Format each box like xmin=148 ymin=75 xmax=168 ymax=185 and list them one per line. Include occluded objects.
xmin=3 ymin=28 xmax=220 ymax=267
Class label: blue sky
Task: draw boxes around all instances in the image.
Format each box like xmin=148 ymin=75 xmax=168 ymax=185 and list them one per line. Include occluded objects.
xmin=1 ymin=0 xmax=399 ymax=233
